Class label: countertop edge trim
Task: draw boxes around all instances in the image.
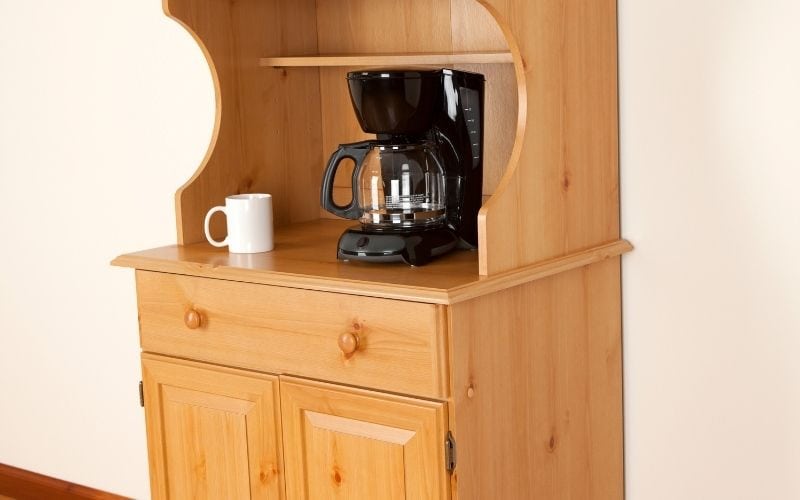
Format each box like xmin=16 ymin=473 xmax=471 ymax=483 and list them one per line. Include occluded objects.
xmin=445 ymin=239 xmax=633 ymax=304
xmin=112 ymin=239 xmax=633 ymax=305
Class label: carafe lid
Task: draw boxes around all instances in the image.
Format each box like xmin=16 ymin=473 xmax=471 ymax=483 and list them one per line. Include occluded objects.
xmin=347 ymin=68 xmax=442 ymax=80
xmin=371 ymin=140 xmax=436 ymax=150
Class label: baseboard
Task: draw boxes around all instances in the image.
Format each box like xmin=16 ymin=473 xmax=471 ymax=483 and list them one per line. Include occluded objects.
xmin=0 ymin=463 xmax=130 ymax=500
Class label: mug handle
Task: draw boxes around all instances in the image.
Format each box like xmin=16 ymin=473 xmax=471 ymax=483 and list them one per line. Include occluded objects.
xmin=204 ymin=206 xmax=228 ymax=247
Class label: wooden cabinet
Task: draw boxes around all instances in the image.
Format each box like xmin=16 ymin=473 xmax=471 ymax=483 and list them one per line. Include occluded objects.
xmin=126 ymin=258 xmax=627 ymax=499
xmin=115 ymin=0 xmax=627 ymax=498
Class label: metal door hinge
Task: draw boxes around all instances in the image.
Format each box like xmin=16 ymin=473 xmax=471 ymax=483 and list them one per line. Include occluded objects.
xmin=445 ymin=431 xmax=456 ymax=473
xmin=139 ymin=381 xmax=144 ymax=407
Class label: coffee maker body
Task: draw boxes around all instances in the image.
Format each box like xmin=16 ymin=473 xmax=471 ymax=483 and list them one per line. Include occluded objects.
xmin=320 ymin=68 xmax=485 ymax=266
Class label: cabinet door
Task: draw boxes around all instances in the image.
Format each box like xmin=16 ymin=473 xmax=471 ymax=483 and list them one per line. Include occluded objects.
xmin=280 ymin=377 xmax=449 ymax=499
xmin=141 ymin=354 xmax=284 ymax=499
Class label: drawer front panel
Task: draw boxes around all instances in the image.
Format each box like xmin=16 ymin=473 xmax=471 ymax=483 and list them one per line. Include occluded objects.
xmin=136 ymin=271 xmax=447 ymax=398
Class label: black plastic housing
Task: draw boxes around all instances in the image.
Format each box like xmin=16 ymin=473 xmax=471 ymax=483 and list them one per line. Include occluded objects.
xmin=345 ymin=68 xmax=485 ymax=249
xmin=347 ymin=69 xmax=441 ymax=135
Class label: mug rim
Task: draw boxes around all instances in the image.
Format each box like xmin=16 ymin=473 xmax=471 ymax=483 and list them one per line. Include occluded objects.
xmin=227 ymin=193 xmax=271 ymax=201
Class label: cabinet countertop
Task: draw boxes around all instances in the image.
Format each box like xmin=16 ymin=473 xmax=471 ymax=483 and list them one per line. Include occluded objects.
xmin=113 ymin=219 xmax=631 ymax=304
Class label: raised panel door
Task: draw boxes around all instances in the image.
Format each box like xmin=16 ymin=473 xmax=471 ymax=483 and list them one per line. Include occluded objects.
xmin=280 ymin=377 xmax=449 ymax=499
xmin=141 ymin=354 xmax=284 ymax=499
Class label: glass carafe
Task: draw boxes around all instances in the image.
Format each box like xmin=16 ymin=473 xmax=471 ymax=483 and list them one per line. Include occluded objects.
xmin=321 ymin=141 xmax=447 ymax=230
xmin=358 ymin=142 xmax=446 ymax=228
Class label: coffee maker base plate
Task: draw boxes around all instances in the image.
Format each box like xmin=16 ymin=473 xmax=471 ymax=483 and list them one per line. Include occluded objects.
xmin=337 ymin=226 xmax=459 ymax=266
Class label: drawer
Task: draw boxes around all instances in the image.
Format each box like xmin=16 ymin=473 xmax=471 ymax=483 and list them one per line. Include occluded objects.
xmin=135 ymin=271 xmax=448 ymax=398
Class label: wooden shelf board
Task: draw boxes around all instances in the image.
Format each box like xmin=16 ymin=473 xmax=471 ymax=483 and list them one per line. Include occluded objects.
xmin=113 ymin=219 xmax=631 ymax=304
xmin=259 ymin=52 xmax=514 ymax=68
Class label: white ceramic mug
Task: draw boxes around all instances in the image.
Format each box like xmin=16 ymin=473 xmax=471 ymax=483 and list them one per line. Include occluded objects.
xmin=204 ymin=194 xmax=274 ymax=253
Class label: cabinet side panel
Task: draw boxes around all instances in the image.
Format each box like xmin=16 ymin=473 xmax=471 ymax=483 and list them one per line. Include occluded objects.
xmin=449 ymin=258 xmax=623 ymax=499
xmin=168 ymin=0 xmax=322 ymax=243
xmin=166 ymin=0 xmax=245 ymax=244
xmin=478 ymin=0 xmax=620 ymax=274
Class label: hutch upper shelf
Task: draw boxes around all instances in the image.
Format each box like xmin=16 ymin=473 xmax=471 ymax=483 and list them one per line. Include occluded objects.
xmin=258 ymin=52 xmax=514 ymax=67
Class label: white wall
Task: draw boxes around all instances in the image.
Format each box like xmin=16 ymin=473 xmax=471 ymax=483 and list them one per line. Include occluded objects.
xmin=1 ymin=1 xmax=798 ymax=498
xmin=620 ymin=1 xmax=800 ymax=499
xmin=0 ymin=1 xmax=213 ymax=497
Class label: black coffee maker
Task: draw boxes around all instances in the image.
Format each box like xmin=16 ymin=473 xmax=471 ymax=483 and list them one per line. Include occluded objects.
xmin=321 ymin=68 xmax=485 ymax=266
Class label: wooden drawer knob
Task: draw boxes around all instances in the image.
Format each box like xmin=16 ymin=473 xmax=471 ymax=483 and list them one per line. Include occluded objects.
xmin=337 ymin=332 xmax=359 ymax=355
xmin=184 ymin=308 xmax=202 ymax=329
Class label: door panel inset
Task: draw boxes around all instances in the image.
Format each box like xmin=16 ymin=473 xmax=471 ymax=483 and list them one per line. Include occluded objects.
xmin=141 ymin=355 xmax=284 ymax=499
xmin=280 ymin=377 xmax=449 ymax=499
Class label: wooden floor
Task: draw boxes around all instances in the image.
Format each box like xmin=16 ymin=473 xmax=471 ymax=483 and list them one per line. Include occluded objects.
xmin=0 ymin=464 xmax=129 ymax=500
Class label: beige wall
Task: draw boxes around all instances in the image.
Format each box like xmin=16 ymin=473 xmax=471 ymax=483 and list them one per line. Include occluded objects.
xmin=0 ymin=1 xmax=798 ymax=498
xmin=0 ymin=1 xmax=212 ymax=498
xmin=620 ymin=1 xmax=800 ymax=499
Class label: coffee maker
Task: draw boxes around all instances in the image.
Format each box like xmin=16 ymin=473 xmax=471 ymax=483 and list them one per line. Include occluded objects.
xmin=320 ymin=68 xmax=485 ymax=266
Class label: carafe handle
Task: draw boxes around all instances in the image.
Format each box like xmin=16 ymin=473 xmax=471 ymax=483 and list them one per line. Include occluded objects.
xmin=320 ymin=141 xmax=371 ymax=220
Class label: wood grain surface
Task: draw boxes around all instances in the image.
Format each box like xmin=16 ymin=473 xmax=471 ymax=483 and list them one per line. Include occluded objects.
xmin=448 ymin=258 xmax=624 ymax=499
xmin=141 ymin=355 xmax=285 ymax=499
xmin=114 ymin=219 xmax=631 ymax=304
xmin=115 ymin=220 xmax=479 ymax=303
xmin=0 ymin=464 xmax=129 ymax=500
xmin=167 ymin=0 xmax=323 ymax=244
xmin=477 ymin=0 xmax=620 ymax=274
xmin=260 ymin=52 xmax=513 ymax=67
xmin=136 ymin=270 xmax=448 ymax=399
xmin=280 ymin=377 xmax=449 ymax=500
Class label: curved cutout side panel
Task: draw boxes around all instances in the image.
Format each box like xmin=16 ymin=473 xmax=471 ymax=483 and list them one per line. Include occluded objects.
xmin=478 ymin=0 xmax=620 ymax=275
xmin=168 ymin=0 xmax=322 ymax=244
xmin=166 ymin=0 xmax=244 ymax=244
